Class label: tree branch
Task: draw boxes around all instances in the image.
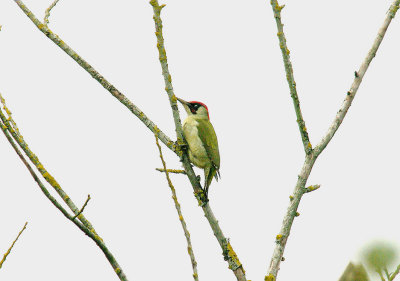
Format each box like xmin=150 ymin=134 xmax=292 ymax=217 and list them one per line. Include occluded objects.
xmin=0 ymin=94 xmax=128 ymax=281
xmin=150 ymin=1 xmax=184 ymax=143
xmin=156 ymin=168 xmax=186 ymax=174
xmin=270 ymin=0 xmax=312 ymax=155
xmin=314 ymin=0 xmax=400 ymax=158
xmin=12 ymin=0 xmax=246 ymax=278
xmin=155 ymin=135 xmax=199 ymax=281
xmin=0 ymin=222 xmax=28 ymax=269
xmin=43 ymin=0 xmax=60 ymax=27
xmin=72 ymin=195 xmax=91 ymax=220
xmin=266 ymin=0 xmax=400 ymax=279
xmin=305 ymin=184 xmax=320 ymax=193
xmin=149 ymin=1 xmax=246 ymax=279
xmin=0 ymin=92 xmax=98 ymax=237
xmin=390 ymin=263 xmax=400 ymax=281
xmin=378 ymin=270 xmax=386 ymax=281
xmin=13 ymin=0 xmax=177 ymax=155
xmin=385 ymin=267 xmax=391 ymax=281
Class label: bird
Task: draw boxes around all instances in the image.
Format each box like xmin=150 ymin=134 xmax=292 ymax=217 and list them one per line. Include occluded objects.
xmin=177 ymin=97 xmax=220 ymax=198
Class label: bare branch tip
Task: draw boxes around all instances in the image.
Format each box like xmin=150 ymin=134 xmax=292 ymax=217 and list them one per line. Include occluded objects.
xmin=0 ymin=221 xmax=29 ymax=269
xmin=72 ymin=194 xmax=91 ymax=220
xmin=43 ymin=0 xmax=60 ymax=27
xmin=156 ymin=168 xmax=186 ymax=174
xmin=305 ymin=184 xmax=321 ymax=193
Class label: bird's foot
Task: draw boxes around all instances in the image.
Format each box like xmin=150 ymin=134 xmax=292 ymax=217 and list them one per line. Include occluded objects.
xmin=175 ymin=140 xmax=188 ymax=162
xmin=195 ymin=188 xmax=209 ymax=206
xmin=175 ymin=140 xmax=188 ymax=152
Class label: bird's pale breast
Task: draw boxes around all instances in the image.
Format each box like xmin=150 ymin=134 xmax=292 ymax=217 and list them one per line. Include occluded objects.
xmin=183 ymin=117 xmax=210 ymax=168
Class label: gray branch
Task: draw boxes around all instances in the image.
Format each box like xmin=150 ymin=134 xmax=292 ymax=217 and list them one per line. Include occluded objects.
xmin=266 ymin=0 xmax=400 ymax=279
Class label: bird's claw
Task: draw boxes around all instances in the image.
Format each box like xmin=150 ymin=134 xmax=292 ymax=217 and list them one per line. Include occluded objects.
xmin=195 ymin=188 xmax=209 ymax=205
xmin=175 ymin=140 xmax=188 ymax=152
xmin=175 ymin=140 xmax=188 ymax=162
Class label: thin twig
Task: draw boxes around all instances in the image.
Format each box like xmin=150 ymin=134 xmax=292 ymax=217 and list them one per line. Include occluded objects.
xmin=0 ymin=94 xmax=128 ymax=281
xmin=385 ymin=267 xmax=391 ymax=280
xmin=270 ymin=1 xmax=311 ymax=155
xmin=155 ymin=135 xmax=199 ymax=281
xmin=305 ymin=184 xmax=320 ymax=193
xmin=390 ymin=263 xmax=400 ymax=281
xmin=43 ymin=0 xmax=60 ymax=27
xmin=156 ymin=168 xmax=186 ymax=174
xmin=378 ymin=270 xmax=386 ymax=281
xmin=13 ymin=0 xmax=177 ymax=155
xmin=72 ymin=195 xmax=91 ymax=220
xmin=0 ymin=222 xmax=28 ymax=269
xmin=266 ymin=1 xmax=400 ymax=279
xmin=149 ymin=1 xmax=246 ymax=279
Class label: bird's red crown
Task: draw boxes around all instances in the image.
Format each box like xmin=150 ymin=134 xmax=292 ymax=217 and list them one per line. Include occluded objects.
xmin=189 ymin=101 xmax=209 ymax=119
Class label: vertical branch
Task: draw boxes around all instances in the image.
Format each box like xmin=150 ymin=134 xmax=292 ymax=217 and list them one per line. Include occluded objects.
xmin=150 ymin=1 xmax=184 ymax=142
xmin=270 ymin=0 xmax=312 ymax=154
xmin=0 ymin=222 xmax=28 ymax=269
xmin=155 ymin=135 xmax=199 ymax=281
xmin=149 ymin=1 xmax=246 ymax=280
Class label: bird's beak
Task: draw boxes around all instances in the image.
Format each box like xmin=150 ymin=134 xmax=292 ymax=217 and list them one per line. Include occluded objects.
xmin=176 ymin=97 xmax=192 ymax=115
xmin=176 ymin=97 xmax=190 ymax=106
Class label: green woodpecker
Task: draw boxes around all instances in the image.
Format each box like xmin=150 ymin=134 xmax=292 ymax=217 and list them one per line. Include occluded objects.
xmin=177 ymin=97 xmax=220 ymax=198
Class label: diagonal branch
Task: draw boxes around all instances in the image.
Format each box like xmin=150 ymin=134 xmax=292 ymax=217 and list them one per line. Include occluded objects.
xmin=0 ymin=222 xmax=28 ymax=269
xmin=314 ymin=0 xmax=400 ymax=158
xmin=150 ymin=1 xmax=246 ymax=280
xmin=13 ymin=0 xmax=177 ymax=155
xmin=72 ymin=195 xmax=91 ymax=220
xmin=390 ymin=263 xmax=400 ymax=281
xmin=155 ymin=135 xmax=199 ymax=281
xmin=270 ymin=0 xmax=312 ymax=155
xmin=0 ymin=94 xmax=128 ymax=281
xmin=0 ymin=93 xmax=98 ymax=237
xmin=378 ymin=270 xmax=386 ymax=281
xmin=266 ymin=1 xmax=400 ymax=280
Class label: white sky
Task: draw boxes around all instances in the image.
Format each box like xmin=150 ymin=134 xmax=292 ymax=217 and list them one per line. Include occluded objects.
xmin=1 ymin=0 xmax=399 ymax=280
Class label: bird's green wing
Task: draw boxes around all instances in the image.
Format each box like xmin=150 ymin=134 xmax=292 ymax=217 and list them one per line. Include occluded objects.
xmin=196 ymin=119 xmax=220 ymax=172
